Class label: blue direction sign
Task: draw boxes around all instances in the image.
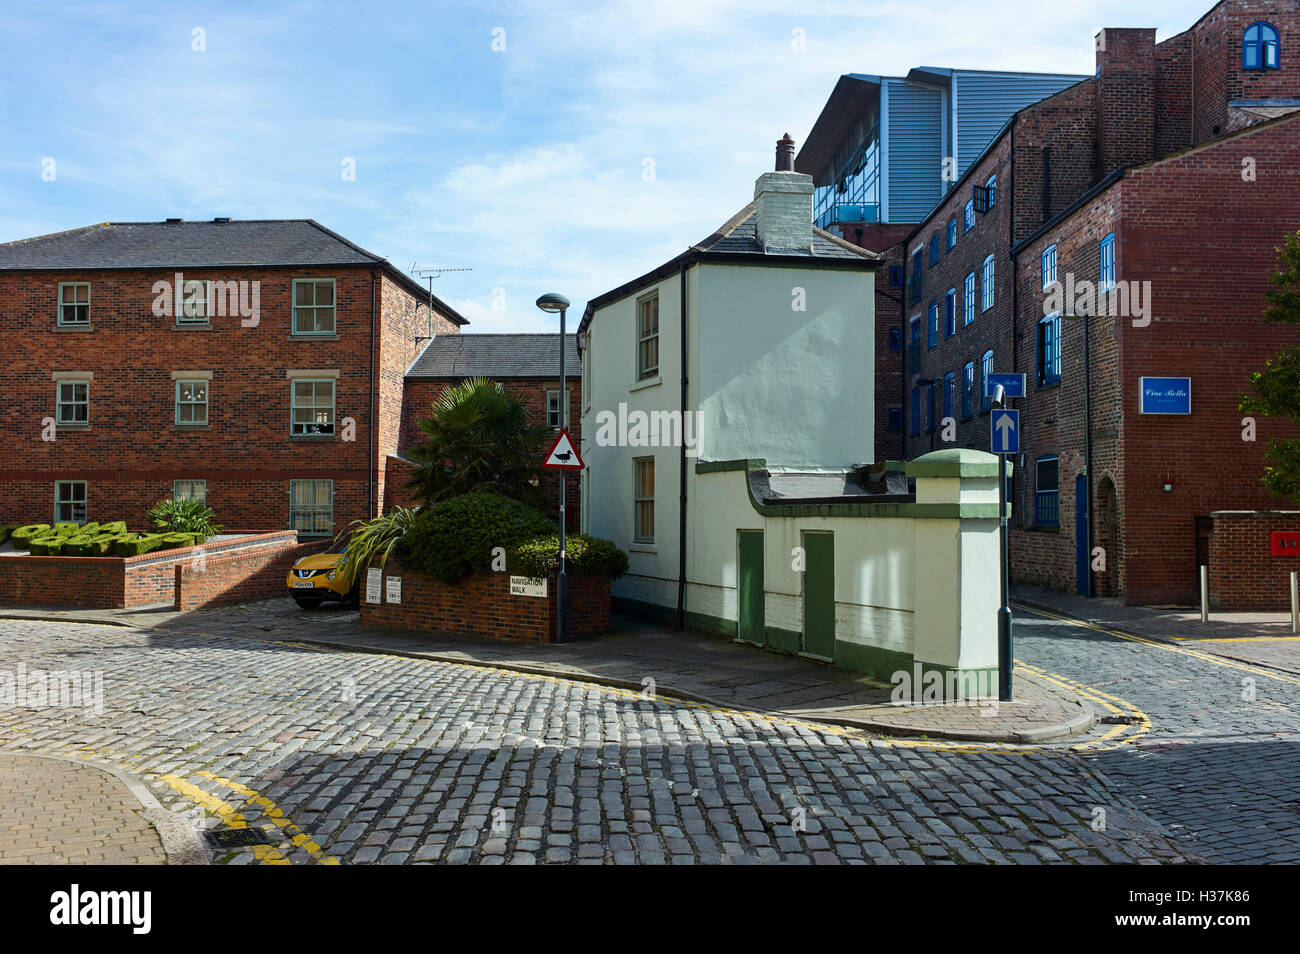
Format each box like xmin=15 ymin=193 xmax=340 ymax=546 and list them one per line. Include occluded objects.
xmin=991 ymin=409 xmax=1019 ymax=455
xmin=985 ymin=372 xmax=1026 ymax=398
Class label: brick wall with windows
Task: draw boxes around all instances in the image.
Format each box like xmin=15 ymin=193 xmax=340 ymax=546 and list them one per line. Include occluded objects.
xmin=0 ymin=264 xmax=447 ymax=534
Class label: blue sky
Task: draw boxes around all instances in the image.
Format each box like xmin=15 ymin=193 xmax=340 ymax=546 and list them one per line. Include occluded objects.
xmin=1 ymin=0 xmax=1211 ymax=331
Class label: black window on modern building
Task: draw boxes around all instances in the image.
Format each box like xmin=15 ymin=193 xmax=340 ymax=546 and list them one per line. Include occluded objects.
xmin=1035 ymin=456 xmax=1059 ymax=526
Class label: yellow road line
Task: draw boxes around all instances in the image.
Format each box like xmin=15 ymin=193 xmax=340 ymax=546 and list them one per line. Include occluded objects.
xmin=1013 ymin=603 xmax=1300 ymax=687
xmin=1168 ymin=635 xmax=1300 ymax=643
xmin=195 ymin=769 xmax=336 ymax=864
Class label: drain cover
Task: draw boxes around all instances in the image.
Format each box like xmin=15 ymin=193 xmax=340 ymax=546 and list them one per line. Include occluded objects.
xmin=1098 ymin=715 xmax=1141 ymax=725
xmin=205 ymin=828 xmax=271 ymax=850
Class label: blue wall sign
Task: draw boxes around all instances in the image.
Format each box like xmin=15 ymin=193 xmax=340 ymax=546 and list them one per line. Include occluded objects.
xmin=985 ymin=373 xmax=1025 ymax=398
xmin=1139 ymin=377 xmax=1192 ymax=415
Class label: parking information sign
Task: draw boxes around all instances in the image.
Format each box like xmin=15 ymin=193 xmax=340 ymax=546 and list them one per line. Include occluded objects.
xmin=365 ymin=567 xmax=382 ymax=604
xmin=991 ymin=408 xmax=1019 ymax=455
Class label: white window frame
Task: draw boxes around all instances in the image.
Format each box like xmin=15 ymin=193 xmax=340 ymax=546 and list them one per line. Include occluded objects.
xmin=963 ymin=272 xmax=975 ymax=325
xmin=174 ymin=379 xmax=210 ymax=425
xmin=57 ymin=282 xmax=90 ymax=326
xmin=292 ymin=278 xmax=337 ymax=335
xmin=964 ymin=200 xmax=975 ymax=232
xmin=636 ymin=293 xmax=659 ymax=381
xmin=55 ymin=380 xmax=90 ymax=425
xmin=54 ymin=480 xmax=87 ymax=524
xmin=177 ymin=279 xmax=210 ymax=326
xmin=290 ymin=378 xmax=336 ymax=436
xmin=1041 ymin=244 xmax=1058 ymax=290
xmin=545 ymin=388 xmax=570 ymax=429
xmin=289 ymin=479 xmax=334 ymax=537
xmin=981 ymin=255 xmax=995 ymax=312
xmin=173 ymin=479 xmax=207 ymax=504
xmin=633 ymin=456 xmax=655 ymax=544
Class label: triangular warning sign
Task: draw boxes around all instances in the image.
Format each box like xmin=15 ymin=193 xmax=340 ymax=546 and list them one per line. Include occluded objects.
xmin=542 ymin=428 xmax=585 ymax=469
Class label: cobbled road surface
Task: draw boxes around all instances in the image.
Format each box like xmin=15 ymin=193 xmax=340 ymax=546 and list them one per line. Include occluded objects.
xmin=1 ymin=610 xmax=1294 ymax=864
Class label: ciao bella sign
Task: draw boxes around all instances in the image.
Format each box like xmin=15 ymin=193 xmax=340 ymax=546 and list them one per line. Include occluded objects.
xmin=1139 ymin=377 xmax=1191 ymax=415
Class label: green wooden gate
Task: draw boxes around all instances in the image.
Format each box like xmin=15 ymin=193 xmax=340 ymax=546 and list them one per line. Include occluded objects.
xmin=737 ymin=530 xmax=765 ymax=646
xmin=801 ymin=531 xmax=835 ymax=660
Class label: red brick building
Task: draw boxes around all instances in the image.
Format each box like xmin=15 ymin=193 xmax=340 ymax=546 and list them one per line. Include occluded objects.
xmin=826 ymin=0 xmax=1300 ymax=604
xmin=0 ymin=218 xmax=469 ymax=536
xmin=393 ymin=333 xmax=582 ymax=527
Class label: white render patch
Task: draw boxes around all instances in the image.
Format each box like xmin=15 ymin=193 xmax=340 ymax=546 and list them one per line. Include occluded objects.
xmin=754 ymin=171 xmax=814 ymax=252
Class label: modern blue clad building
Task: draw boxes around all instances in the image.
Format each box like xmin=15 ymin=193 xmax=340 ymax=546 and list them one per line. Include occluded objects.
xmin=797 ymin=68 xmax=1089 ymax=227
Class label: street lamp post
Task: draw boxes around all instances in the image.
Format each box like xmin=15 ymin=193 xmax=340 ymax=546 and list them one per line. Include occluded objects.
xmin=536 ymin=292 xmax=570 ymax=643
xmin=993 ymin=383 xmax=1013 ymax=702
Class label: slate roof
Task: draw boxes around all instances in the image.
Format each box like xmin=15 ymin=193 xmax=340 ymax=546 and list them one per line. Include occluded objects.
xmin=0 ymin=218 xmax=468 ymax=324
xmin=406 ymin=334 xmax=579 ymax=379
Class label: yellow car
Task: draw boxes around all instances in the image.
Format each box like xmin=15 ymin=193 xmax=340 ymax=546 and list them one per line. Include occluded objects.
xmin=286 ymin=547 xmax=359 ymax=609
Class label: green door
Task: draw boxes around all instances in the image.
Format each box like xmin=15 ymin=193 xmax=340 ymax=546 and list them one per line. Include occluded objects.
xmin=737 ymin=530 xmax=765 ymax=645
xmin=801 ymin=531 xmax=835 ymax=660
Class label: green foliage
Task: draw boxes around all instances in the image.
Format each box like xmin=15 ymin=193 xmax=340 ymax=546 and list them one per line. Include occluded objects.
xmin=406 ymin=376 xmax=552 ymax=507
xmin=114 ymin=533 xmax=164 ymax=557
xmin=156 ymin=532 xmax=199 ymax=550
xmin=147 ymin=498 xmax=221 ymax=540
xmin=505 ymin=534 xmax=629 ymax=579
xmin=334 ymin=506 xmax=421 ymax=590
xmin=98 ymin=521 xmax=127 ymax=534
xmin=397 ymin=491 xmax=556 ymax=583
xmin=10 ymin=524 xmax=50 ymax=550
xmin=1241 ymin=231 xmax=1300 ymax=503
xmin=29 ymin=536 xmax=64 ymax=555
xmin=53 ymin=523 xmax=80 ymax=537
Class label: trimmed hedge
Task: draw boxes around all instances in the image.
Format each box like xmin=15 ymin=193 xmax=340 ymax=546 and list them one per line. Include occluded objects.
xmin=11 ymin=525 xmax=51 ymax=550
xmin=114 ymin=533 xmax=165 ymax=557
xmin=6 ymin=518 xmax=208 ymax=557
xmin=505 ymin=534 xmax=629 ymax=579
xmin=397 ymin=491 xmax=557 ymax=584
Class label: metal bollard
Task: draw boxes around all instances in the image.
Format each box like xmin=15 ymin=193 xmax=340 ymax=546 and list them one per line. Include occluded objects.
xmin=1291 ymin=571 xmax=1298 ymax=636
xmin=1200 ymin=565 xmax=1209 ymax=623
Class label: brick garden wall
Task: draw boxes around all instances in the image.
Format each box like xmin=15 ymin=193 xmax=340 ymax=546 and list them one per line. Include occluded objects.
xmin=1209 ymin=511 xmax=1300 ymax=610
xmin=360 ymin=561 xmax=610 ymax=643
xmin=173 ymin=537 xmax=330 ymax=611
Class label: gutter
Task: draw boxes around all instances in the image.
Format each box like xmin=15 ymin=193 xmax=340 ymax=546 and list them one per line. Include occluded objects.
xmin=677 ymin=262 xmax=689 ymax=630
xmin=369 ymin=268 xmax=378 ymax=518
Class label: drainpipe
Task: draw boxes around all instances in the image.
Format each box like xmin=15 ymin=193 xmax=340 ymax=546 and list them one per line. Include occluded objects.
xmin=369 ymin=269 xmax=378 ymax=518
xmin=676 ymin=262 xmax=689 ymax=630
xmin=1083 ymin=308 xmax=1094 ymax=598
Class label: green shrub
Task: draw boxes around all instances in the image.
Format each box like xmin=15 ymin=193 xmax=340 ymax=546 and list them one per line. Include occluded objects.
xmin=396 ymin=491 xmax=556 ymax=583
xmin=11 ymin=524 xmax=51 ymax=549
xmin=147 ymin=498 xmax=221 ymax=540
xmin=86 ymin=534 xmax=123 ymax=556
xmin=30 ymin=535 xmax=65 ymax=556
xmin=156 ymin=532 xmax=198 ymax=550
xmin=333 ymin=506 xmax=421 ymax=591
xmin=62 ymin=536 xmax=99 ymax=556
xmin=53 ymin=523 xmax=80 ymax=537
xmin=98 ymin=521 xmax=127 ymax=534
xmin=505 ymin=534 xmax=629 ymax=580
xmin=114 ymin=533 xmax=164 ymax=557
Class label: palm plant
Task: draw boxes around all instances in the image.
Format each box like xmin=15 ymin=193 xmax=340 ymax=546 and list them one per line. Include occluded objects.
xmin=406 ymin=377 xmax=551 ymax=506
xmin=147 ymin=497 xmax=222 ymax=539
xmin=334 ymin=505 xmax=420 ymax=590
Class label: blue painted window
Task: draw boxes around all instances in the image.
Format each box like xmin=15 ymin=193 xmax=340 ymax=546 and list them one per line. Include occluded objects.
xmin=961 ymin=361 xmax=974 ymax=419
xmin=889 ymin=265 xmax=903 ymax=286
xmin=980 ymin=349 xmax=994 ymax=411
xmin=909 ymin=248 xmax=923 ymax=304
xmin=1035 ymin=456 xmax=1059 ymax=526
xmin=928 ymin=301 xmax=939 ymax=348
xmin=985 ymin=175 xmax=997 ymax=210
xmin=942 ymin=372 xmax=954 ymax=420
xmin=910 ymin=386 xmax=921 ymax=436
xmin=1038 ymin=313 xmax=1062 ymax=385
xmin=1041 ymin=244 xmax=1057 ymax=290
xmin=981 ymin=255 xmax=995 ymax=311
xmin=1243 ymin=22 xmax=1280 ymax=70
xmin=947 ymin=218 xmax=957 ymax=250
xmin=929 ymin=235 xmax=940 ymax=266
xmin=964 ymin=200 xmax=975 ymax=232
xmin=926 ymin=381 xmax=937 ymax=433
xmin=888 ymin=327 xmax=902 ymax=350
xmin=944 ymin=290 xmax=956 ymax=337
xmin=963 ymin=272 xmax=975 ymax=325
xmin=1099 ymin=232 xmax=1115 ymax=292
xmin=887 ymin=406 xmax=902 ymax=432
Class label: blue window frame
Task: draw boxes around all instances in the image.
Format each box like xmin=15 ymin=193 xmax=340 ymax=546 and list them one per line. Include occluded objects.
xmin=928 ymin=301 xmax=939 ymax=348
xmin=926 ymin=381 xmax=937 ymax=433
xmin=963 ymin=272 xmax=975 ymax=325
xmin=944 ymin=290 xmax=956 ymax=337
xmin=1038 ymin=313 xmax=1062 ymax=385
xmin=889 ymin=265 xmax=903 ymax=286
xmin=942 ymin=372 xmax=954 ymax=421
xmin=1099 ymin=232 xmax=1115 ymax=292
xmin=929 ymin=235 xmax=940 ymax=266
xmin=888 ymin=327 xmax=902 ymax=350
xmin=1035 ymin=456 xmax=1059 ymax=526
xmin=910 ymin=386 xmax=921 ymax=436
xmin=981 ymin=254 xmax=995 ymax=311
xmin=980 ymin=349 xmax=994 ymax=411
xmin=985 ymin=175 xmax=997 ymax=210
xmin=964 ymin=199 xmax=975 ymax=232
xmin=946 ymin=218 xmax=957 ymax=250
xmin=1243 ymin=22 xmax=1280 ymax=70
xmin=887 ymin=406 xmax=902 ymax=432
xmin=1041 ymin=244 xmax=1057 ymax=290
xmin=909 ymin=248 xmax=923 ymax=304
xmin=961 ymin=361 xmax=974 ymax=419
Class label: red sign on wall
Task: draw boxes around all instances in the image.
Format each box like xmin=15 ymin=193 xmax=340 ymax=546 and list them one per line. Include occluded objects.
xmin=1269 ymin=531 xmax=1300 ymax=556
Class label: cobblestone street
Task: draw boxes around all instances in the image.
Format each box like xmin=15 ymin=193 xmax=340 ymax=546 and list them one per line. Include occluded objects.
xmin=1 ymin=608 xmax=1295 ymax=865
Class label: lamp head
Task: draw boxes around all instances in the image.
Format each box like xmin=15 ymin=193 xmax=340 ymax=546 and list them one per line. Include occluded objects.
xmin=536 ymin=292 xmax=570 ymax=313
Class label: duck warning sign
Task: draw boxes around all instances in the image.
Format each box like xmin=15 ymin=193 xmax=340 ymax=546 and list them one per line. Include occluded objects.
xmin=543 ymin=428 xmax=584 ymax=470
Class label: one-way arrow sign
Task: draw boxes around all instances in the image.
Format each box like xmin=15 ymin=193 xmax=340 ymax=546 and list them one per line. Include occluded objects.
xmin=991 ymin=409 xmax=1019 ymax=455
xmin=542 ymin=428 xmax=585 ymax=469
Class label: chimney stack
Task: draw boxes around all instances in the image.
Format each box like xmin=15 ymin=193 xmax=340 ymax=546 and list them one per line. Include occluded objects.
xmin=755 ymin=133 xmax=813 ymax=252
xmin=775 ymin=132 xmax=796 ymax=171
